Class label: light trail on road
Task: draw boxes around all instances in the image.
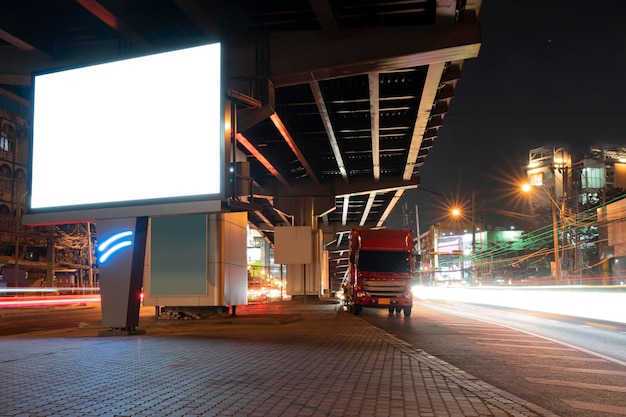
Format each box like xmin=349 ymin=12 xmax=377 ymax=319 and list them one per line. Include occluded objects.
xmin=414 ymin=285 xmax=626 ymax=323
xmin=0 ymin=288 xmax=101 ymax=308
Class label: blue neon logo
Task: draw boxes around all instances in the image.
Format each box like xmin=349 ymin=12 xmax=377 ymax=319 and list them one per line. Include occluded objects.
xmin=98 ymin=230 xmax=134 ymax=263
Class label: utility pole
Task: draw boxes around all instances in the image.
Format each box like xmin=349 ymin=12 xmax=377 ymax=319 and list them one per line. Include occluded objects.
xmin=551 ymin=186 xmax=561 ymax=281
xmin=415 ymin=204 xmax=422 ymax=285
xmin=561 ymin=161 xmax=569 ymax=280
xmin=415 ymin=204 xmax=421 ymax=253
xmin=471 ymin=190 xmax=477 ymax=285
xmin=87 ymin=222 xmax=94 ymax=287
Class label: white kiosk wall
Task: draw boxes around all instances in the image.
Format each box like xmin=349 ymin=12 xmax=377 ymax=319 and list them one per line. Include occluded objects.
xmin=143 ymin=212 xmax=248 ymax=308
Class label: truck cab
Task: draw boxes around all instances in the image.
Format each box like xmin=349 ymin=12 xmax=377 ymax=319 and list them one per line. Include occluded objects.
xmin=345 ymin=229 xmax=414 ymax=317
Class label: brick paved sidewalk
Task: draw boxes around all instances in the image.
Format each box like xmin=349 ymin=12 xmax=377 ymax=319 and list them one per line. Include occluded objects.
xmin=0 ymin=302 xmax=559 ymax=417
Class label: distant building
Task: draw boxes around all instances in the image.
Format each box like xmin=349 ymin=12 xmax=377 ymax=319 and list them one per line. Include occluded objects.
xmin=579 ymin=146 xmax=626 ymax=205
xmin=526 ymin=147 xmax=572 ymax=209
xmin=524 ymin=145 xmax=626 ymax=283
xmin=418 ymin=222 xmax=523 ymax=286
xmin=526 ymin=145 xmax=626 ymax=209
xmin=597 ymin=197 xmax=626 ymax=285
xmin=0 ymin=109 xmax=29 ymax=220
xmin=0 ymin=109 xmax=47 ymax=286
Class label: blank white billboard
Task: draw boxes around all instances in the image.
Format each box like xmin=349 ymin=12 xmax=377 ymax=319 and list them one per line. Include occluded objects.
xmin=28 ymin=42 xmax=223 ymax=222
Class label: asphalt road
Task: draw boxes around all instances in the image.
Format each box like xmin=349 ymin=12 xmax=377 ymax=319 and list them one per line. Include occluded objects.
xmin=0 ymin=305 xmax=103 ymax=337
xmin=360 ymin=299 xmax=626 ymax=417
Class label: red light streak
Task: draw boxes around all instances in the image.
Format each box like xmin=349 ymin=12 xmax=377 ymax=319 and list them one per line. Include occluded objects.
xmin=0 ymin=295 xmax=101 ymax=308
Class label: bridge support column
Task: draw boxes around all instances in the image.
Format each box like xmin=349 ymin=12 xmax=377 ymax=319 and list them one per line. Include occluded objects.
xmin=274 ymin=197 xmax=332 ymax=300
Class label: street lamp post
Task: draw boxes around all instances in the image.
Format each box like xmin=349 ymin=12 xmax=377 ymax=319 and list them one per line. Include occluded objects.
xmin=522 ymin=183 xmax=561 ymax=281
xmin=471 ymin=190 xmax=477 ymax=284
xmin=450 ymin=192 xmax=478 ymax=285
xmin=549 ymin=187 xmax=561 ymax=280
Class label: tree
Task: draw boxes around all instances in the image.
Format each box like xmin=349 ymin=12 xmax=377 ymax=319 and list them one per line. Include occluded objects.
xmin=55 ymin=224 xmax=94 ymax=266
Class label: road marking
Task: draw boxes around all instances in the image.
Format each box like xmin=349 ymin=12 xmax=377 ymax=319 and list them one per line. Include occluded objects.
xmin=467 ymin=337 xmax=553 ymax=343
xmin=423 ymin=302 xmax=626 ymax=366
xmin=440 ymin=322 xmax=501 ymax=327
xmin=513 ymin=353 xmax=606 ymax=362
xmin=515 ymin=363 xmax=626 ymax=376
xmin=448 ymin=325 xmax=503 ymax=330
xmin=561 ymin=400 xmax=626 ymax=415
xmin=445 ymin=312 xmax=626 ymax=367
xmin=526 ymin=377 xmax=626 ymax=392
xmin=456 ymin=331 xmax=519 ymax=336
xmin=477 ymin=342 xmax=575 ymax=351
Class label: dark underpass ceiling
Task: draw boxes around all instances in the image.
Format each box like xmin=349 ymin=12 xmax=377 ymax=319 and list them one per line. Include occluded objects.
xmin=0 ymin=0 xmax=482 ymax=289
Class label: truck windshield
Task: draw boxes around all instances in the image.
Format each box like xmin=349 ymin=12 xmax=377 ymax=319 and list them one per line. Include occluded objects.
xmin=357 ymin=250 xmax=410 ymax=273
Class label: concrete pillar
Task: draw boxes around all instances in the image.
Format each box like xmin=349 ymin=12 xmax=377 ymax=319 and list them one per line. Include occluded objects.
xmin=274 ymin=197 xmax=332 ymax=300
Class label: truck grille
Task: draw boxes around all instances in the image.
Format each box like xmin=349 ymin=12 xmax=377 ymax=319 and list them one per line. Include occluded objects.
xmin=362 ymin=279 xmax=408 ymax=297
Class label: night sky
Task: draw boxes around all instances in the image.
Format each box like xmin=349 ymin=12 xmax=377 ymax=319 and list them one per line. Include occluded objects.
xmin=390 ymin=0 xmax=626 ymax=231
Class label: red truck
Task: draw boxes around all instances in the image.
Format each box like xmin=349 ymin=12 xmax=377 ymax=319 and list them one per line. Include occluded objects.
xmin=344 ymin=228 xmax=414 ymax=317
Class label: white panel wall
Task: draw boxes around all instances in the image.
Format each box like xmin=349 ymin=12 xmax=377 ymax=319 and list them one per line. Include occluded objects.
xmin=223 ymin=212 xmax=248 ymax=306
xmin=143 ymin=212 xmax=248 ymax=307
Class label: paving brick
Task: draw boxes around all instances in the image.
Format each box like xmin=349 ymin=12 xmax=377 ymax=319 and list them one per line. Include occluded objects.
xmin=0 ymin=302 xmax=559 ymax=417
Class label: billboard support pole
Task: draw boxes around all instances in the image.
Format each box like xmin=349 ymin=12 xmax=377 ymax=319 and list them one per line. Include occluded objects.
xmin=96 ymin=217 xmax=148 ymax=336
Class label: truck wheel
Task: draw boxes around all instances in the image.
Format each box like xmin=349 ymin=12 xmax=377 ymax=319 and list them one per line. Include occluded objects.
xmin=403 ymin=307 xmax=412 ymax=317
xmin=395 ymin=307 xmax=402 ymax=314
xmin=388 ymin=307 xmax=394 ymax=314
xmin=353 ymin=305 xmax=362 ymax=315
